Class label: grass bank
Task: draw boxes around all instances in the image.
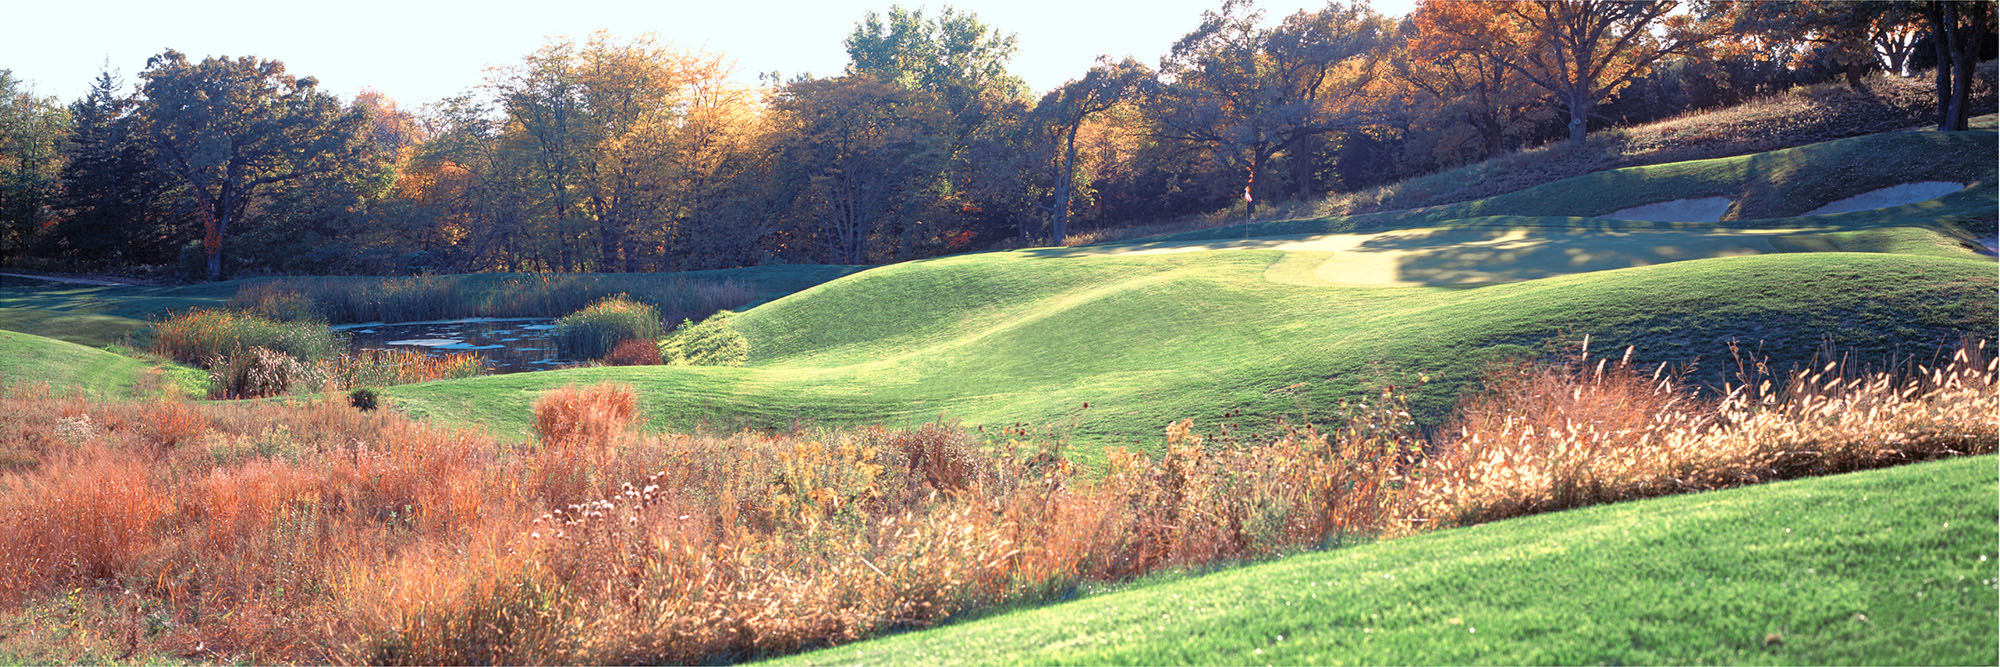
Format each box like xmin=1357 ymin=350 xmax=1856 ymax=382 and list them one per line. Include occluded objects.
xmin=0 ymin=330 xmax=203 ymax=399
xmin=777 ymin=454 xmax=1999 ymax=666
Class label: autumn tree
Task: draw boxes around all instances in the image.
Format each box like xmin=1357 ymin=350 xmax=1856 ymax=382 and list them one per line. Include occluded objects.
xmin=488 ymin=41 xmax=595 ymax=270
xmin=623 ymin=52 xmax=761 ymax=269
xmin=351 ymin=89 xmax=424 ymax=155
xmin=1033 ymin=57 xmax=1149 ymax=245
xmin=1398 ymin=0 xmax=1555 ymax=160
xmin=134 ymin=51 xmax=372 ymax=279
xmin=846 ymin=5 xmax=1033 ymax=251
xmin=1152 ymin=0 xmax=1388 ymax=215
xmin=1423 ymin=1 xmax=1721 ymax=147
xmin=771 ymin=75 xmax=949 ymax=264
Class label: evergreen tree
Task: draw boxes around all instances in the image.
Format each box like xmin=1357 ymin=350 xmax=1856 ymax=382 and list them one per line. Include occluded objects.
xmin=50 ymin=68 xmax=184 ymax=268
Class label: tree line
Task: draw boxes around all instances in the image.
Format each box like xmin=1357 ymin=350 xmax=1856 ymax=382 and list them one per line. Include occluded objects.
xmin=0 ymin=0 xmax=1992 ymax=280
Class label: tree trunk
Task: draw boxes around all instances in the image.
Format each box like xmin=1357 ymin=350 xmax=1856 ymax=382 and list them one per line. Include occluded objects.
xmin=1565 ymin=93 xmax=1589 ymax=147
xmin=1927 ymin=2 xmax=1954 ymax=131
xmin=1946 ymin=2 xmax=1978 ymax=132
xmin=1844 ymin=60 xmax=1867 ymax=90
xmin=1288 ymin=135 xmax=1315 ymax=202
xmin=1474 ymin=113 xmax=1506 ymax=159
xmin=1052 ymin=126 xmax=1079 ymax=246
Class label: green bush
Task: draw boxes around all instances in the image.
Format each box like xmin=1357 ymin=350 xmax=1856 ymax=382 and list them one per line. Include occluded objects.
xmin=552 ymin=296 xmax=665 ymax=360
xmin=349 ymin=387 xmax=380 ymax=411
xmin=660 ymin=311 xmax=749 ymax=366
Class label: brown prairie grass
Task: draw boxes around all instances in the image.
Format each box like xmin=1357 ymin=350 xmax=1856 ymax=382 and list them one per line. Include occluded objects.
xmin=601 ymin=338 xmax=664 ymax=366
xmin=0 ymin=342 xmax=1990 ymax=664
xmin=1404 ymin=339 xmax=2000 ymax=527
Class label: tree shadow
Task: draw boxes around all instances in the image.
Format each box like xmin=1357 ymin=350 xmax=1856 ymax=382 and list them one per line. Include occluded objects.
xmin=1353 ymin=227 xmax=1780 ymax=287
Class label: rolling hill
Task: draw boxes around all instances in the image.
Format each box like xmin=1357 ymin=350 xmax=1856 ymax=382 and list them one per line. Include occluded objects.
xmin=381 ymin=128 xmax=1998 ymax=457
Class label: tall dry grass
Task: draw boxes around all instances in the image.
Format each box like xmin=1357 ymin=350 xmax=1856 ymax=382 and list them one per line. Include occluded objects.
xmin=1405 ymin=340 xmax=1999 ymax=527
xmin=232 ymin=274 xmax=756 ymax=325
xmin=150 ymin=309 xmax=346 ymax=366
xmin=549 ymin=296 xmax=664 ymax=360
xmin=0 ymin=341 xmax=1990 ymax=663
xmin=151 ymin=309 xmax=485 ymax=399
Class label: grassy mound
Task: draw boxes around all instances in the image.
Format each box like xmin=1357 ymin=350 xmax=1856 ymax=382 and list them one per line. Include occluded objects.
xmin=774 ymin=454 xmax=2000 ymax=666
xmin=383 ymin=250 xmax=1996 ymax=458
xmin=0 ymin=330 xmax=203 ymax=398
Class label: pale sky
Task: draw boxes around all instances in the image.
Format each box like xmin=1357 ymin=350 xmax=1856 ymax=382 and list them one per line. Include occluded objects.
xmin=0 ymin=0 xmax=1418 ymax=107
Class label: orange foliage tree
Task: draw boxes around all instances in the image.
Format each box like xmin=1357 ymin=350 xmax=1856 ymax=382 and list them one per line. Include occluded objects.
xmin=1418 ymin=0 xmax=1723 ymax=148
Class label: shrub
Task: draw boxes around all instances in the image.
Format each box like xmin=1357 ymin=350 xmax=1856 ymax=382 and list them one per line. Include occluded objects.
xmin=550 ymin=296 xmax=663 ymax=360
xmin=207 ymin=347 xmax=307 ymax=399
xmin=349 ymin=387 xmax=379 ymax=411
xmin=659 ymin=311 xmax=750 ymax=366
xmin=601 ymin=339 xmax=662 ymax=366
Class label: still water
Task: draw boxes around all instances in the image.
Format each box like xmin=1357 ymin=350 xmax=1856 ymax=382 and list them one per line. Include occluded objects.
xmin=333 ymin=318 xmax=579 ymax=374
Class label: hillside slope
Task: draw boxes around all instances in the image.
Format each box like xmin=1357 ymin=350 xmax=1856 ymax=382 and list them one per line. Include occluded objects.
xmin=1150 ymin=127 xmax=1997 ymax=243
xmin=386 ymin=250 xmax=1995 ymax=458
xmin=0 ymin=329 xmax=203 ymax=398
xmin=383 ymin=127 xmax=1996 ymax=453
xmin=775 ymin=455 xmax=2000 ymax=665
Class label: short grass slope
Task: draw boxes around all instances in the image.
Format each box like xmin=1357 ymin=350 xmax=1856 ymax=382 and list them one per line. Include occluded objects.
xmin=385 ymin=250 xmax=1996 ymax=459
xmin=775 ymin=454 xmax=2000 ymax=666
xmin=0 ymin=329 xmax=203 ymax=398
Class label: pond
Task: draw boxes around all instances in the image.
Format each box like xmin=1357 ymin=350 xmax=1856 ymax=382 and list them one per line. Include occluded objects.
xmin=333 ymin=318 xmax=580 ymax=374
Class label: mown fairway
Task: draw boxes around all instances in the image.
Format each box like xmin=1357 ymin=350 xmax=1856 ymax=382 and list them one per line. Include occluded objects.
xmin=775 ymin=455 xmax=2000 ymax=666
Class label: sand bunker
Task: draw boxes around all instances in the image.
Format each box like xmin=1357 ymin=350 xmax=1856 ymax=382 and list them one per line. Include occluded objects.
xmin=1803 ymin=182 xmax=1966 ymax=216
xmin=1602 ymin=197 xmax=1733 ymax=223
